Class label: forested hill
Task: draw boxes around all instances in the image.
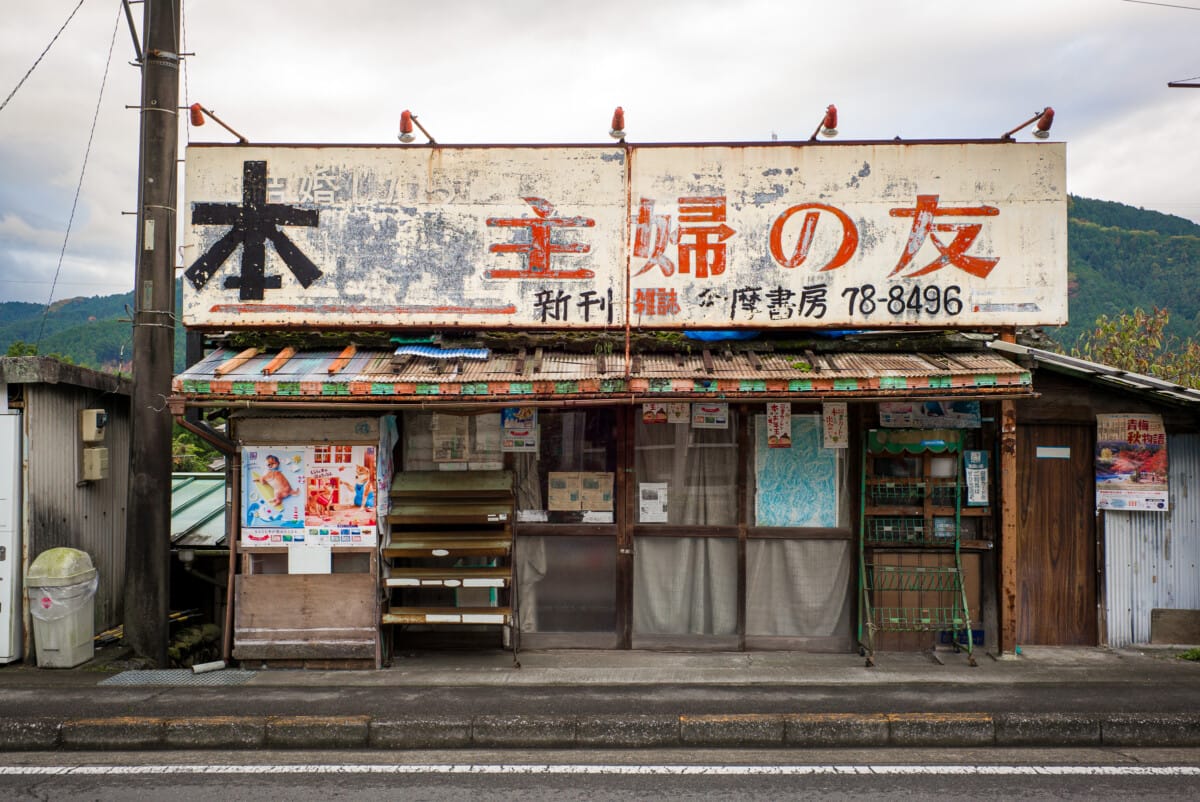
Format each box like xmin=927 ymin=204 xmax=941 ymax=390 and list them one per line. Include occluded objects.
xmin=1061 ymin=196 xmax=1200 ymax=349
xmin=2 ymin=195 xmax=1197 ymax=371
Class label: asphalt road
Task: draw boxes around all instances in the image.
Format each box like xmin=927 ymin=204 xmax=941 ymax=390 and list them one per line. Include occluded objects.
xmin=1 ymin=748 xmax=1198 ymax=801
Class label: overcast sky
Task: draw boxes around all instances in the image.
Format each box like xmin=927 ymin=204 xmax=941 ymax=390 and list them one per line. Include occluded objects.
xmin=2 ymin=0 xmax=1199 ymax=306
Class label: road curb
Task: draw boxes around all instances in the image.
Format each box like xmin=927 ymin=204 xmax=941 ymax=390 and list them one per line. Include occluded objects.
xmin=2 ymin=712 xmax=1199 ymax=751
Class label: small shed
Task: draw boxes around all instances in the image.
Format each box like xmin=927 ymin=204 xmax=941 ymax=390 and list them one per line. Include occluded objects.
xmin=991 ymin=341 xmax=1200 ymax=648
xmin=0 ymin=357 xmax=131 ymax=663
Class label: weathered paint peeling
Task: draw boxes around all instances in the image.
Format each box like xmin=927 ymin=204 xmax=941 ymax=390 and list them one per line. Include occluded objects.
xmin=183 ymin=142 xmax=1067 ymax=330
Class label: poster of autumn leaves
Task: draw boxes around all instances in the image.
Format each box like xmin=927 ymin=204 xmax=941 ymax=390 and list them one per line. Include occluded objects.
xmin=1095 ymin=414 xmax=1169 ymax=512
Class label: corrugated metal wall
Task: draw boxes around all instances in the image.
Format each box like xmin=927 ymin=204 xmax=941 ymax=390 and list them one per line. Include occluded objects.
xmin=24 ymin=384 xmax=130 ymax=632
xmin=1104 ymin=433 xmax=1200 ymax=647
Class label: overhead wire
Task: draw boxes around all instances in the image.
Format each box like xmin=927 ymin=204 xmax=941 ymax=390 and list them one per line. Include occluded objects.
xmin=0 ymin=0 xmax=87 ymax=114
xmin=35 ymin=2 xmax=124 ymax=350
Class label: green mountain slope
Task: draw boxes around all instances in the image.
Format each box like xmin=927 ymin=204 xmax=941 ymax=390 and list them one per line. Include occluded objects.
xmin=2 ymin=196 xmax=1196 ymax=371
xmin=1061 ymin=197 xmax=1200 ymax=348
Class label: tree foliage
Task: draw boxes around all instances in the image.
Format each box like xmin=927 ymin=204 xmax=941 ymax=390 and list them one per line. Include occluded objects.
xmin=172 ymin=424 xmax=221 ymax=472
xmin=1071 ymin=307 xmax=1200 ymax=390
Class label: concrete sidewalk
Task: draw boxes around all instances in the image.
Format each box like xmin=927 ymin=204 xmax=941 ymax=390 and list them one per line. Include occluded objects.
xmin=1 ymin=644 xmax=1198 ymax=752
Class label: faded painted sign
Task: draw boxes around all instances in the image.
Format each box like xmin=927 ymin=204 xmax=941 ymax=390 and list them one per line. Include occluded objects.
xmin=183 ymin=142 xmax=1066 ymax=329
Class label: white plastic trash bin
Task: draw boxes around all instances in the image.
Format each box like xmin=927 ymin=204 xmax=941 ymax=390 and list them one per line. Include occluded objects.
xmin=25 ymin=548 xmax=98 ymax=668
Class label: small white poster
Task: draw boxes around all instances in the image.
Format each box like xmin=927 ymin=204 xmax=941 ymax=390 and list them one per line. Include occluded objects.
xmin=766 ymin=402 xmax=792 ymax=448
xmin=823 ymin=402 xmax=849 ymax=449
xmin=639 ymin=482 xmax=669 ymax=523
xmin=692 ymin=402 xmax=729 ymax=429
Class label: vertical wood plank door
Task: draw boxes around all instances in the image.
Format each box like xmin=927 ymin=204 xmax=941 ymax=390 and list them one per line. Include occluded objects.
xmin=1017 ymin=424 xmax=1097 ymax=645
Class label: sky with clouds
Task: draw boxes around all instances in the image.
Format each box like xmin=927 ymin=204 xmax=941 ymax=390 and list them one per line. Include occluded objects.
xmin=1 ymin=0 xmax=1198 ymax=305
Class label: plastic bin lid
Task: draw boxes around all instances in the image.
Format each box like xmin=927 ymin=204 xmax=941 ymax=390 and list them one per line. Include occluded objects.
xmin=25 ymin=547 xmax=98 ymax=587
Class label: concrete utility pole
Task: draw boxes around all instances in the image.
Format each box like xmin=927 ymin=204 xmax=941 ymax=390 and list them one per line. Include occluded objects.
xmin=124 ymin=0 xmax=181 ymax=666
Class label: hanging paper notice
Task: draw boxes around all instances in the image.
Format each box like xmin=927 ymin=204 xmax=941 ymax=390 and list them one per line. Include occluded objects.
xmin=692 ymin=402 xmax=729 ymax=429
xmin=766 ymin=402 xmax=792 ymax=448
xmin=432 ymin=414 xmax=469 ymax=462
xmin=1096 ymin=413 xmax=1169 ymax=511
xmin=500 ymin=407 xmax=538 ymax=452
xmin=823 ymin=402 xmax=848 ymax=448
xmin=547 ymin=472 xmax=582 ymax=511
xmin=879 ymin=401 xmax=981 ymax=429
xmin=639 ymin=482 xmax=669 ymax=523
xmin=642 ymin=402 xmax=669 ymax=424
xmin=667 ymin=403 xmax=690 ymax=424
xmin=579 ymin=472 xmax=614 ymax=511
xmin=964 ymin=449 xmax=989 ymax=506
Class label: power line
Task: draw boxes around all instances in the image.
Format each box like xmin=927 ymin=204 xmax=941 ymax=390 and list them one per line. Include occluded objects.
xmin=1122 ymin=0 xmax=1200 ymax=11
xmin=0 ymin=0 xmax=87 ymax=114
xmin=36 ymin=4 xmax=123 ymax=349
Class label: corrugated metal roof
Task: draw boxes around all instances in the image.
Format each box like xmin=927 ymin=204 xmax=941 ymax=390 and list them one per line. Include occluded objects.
xmin=171 ymin=473 xmax=227 ymax=548
xmin=989 ymin=340 xmax=1200 ymax=408
xmin=174 ymin=346 xmax=1032 ymax=402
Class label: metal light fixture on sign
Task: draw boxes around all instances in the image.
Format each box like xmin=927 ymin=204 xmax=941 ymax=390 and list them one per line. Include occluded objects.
xmin=809 ymin=104 xmax=838 ymax=141
xmin=1001 ymin=106 xmax=1055 ymax=141
xmin=185 ymin=102 xmax=248 ymax=143
xmin=609 ymin=106 xmax=626 ymax=141
xmin=398 ymin=110 xmax=436 ymax=144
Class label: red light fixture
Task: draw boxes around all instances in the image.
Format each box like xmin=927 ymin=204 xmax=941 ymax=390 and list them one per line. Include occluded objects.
xmin=184 ymin=102 xmax=248 ymax=143
xmin=398 ymin=110 xmax=415 ymax=143
xmin=809 ymin=104 xmax=838 ymax=141
xmin=609 ymin=106 xmax=626 ymax=141
xmin=1001 ymin=106 xmax=1055 ymax=141
xmin=398 ymin=109 xmax=436 ymax=144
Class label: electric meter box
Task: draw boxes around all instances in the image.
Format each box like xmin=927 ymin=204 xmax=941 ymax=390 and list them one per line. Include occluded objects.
xmin=80 ymin=409 xmax=107 ymax=443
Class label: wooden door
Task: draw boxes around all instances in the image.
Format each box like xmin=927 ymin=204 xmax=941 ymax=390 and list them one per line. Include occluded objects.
xmin=1017 ymin=424 xmax=1097 ymax=645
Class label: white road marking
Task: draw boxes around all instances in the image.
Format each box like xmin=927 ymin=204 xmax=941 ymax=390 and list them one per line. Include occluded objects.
xmin=1 ymin=764 xmax=1199 ymax=777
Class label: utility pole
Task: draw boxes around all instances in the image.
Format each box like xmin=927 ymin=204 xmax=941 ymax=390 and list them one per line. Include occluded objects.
xmin=124 ymin=0 xmax=180 ymax=666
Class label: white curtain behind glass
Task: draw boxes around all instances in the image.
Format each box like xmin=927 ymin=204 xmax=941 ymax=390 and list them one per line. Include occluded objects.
xmin=634 ymin=420 xmax=736 ymax=525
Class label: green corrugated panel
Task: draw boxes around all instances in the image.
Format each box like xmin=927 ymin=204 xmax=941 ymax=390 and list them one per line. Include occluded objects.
xmin=232 ymin=381 xmax=256 ymax=395
xmin=928 ymin=375 xmax=953 ymax=389
xmin=833 ymin=378 xmax=858 ymax=391
xmin=879 ymin=376 xmax=908 ymax=389
xmin=1019 ymin=371 xmax=1032 ymax=384
xmin=183 ymin=380 xmax=209 ymax=394
xmin=461 ymin=382 xmax=489 ymax=395
xmin=509 ymin=382 xmax=534 ymax=394
xmin=555 ymin=381 xmax=579 ymax=394
xmin=600 ymin=379 xmax=626 ymax=393
xmin=648 ymin=378 xmax=672 ymax=392
xmin=370 ymin=382 xmax=394 ymax=395
xmin=277 ymin=382 xmax=300 ymax=396
xmin=788 ymin=379 xmax=814 ymax=392
xmin=693 ymin=379 xmax=718 ymax=392
xmin=739 ymin=380 xmax=767 ymax=392
xmin=322 ymin=383 xmax=350 ymax=396
xmin=974 ymin=374 xmax=998 ymax=387
xmin=416 ymin=383 xmax=440 ymax=395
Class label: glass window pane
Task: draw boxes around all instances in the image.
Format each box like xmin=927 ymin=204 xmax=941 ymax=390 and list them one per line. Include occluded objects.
xmin=401 ymin=411 xmax=502 ymax=471
xmin=634 ymin=412 xmax=738 ymax=525
xmin=746 ymin=539 xmax=853 ymax=637
xmin=633 ymin=537 xmax=737 ymax=635
xmin=516 ymin=536 xmax=616 ymax=633
xmin=512 ymin=410 xmax=617 ymax=523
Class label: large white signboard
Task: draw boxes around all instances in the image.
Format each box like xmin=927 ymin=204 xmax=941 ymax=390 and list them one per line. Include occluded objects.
xmin=183 ymin=142 xmax=1066 ymax=329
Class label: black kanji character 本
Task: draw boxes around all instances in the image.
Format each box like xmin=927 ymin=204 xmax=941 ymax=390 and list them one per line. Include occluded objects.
xmin=185 ymin=161 xmax=322 ymax=301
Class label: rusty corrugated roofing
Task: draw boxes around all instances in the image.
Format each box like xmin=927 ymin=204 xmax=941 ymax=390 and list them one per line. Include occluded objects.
xmin=174 ymin=345 xmax=1032 ymax=404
